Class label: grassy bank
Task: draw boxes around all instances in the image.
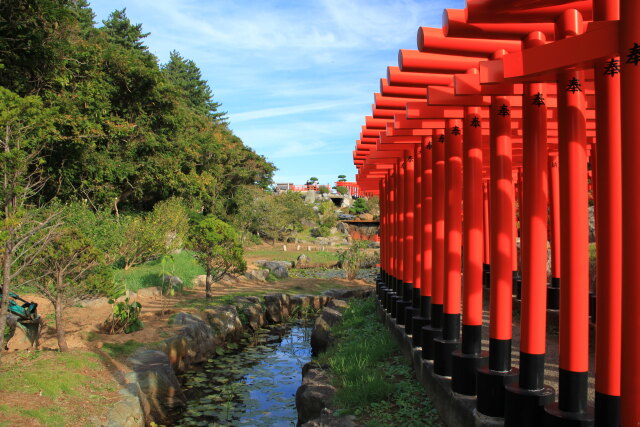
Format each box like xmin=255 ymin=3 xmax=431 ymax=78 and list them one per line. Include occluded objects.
xmin=114 ymin=247 xmax=342 ymax=294
xmin=114 ymin=250 xmax=205 ymax=292
xmin=0 ymin=351 xmax=119 ymax=426
xmin=317 ymin=297 xmax=442 ymax=426
xmin=247 ymin=248 xmax=340 ymax=265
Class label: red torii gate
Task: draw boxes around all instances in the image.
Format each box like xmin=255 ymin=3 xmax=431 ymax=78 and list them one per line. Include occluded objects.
xmin=334 ymin=181 xmax=360 ymax=197
xmin=352 ymin=0 xmax=639 ymax=426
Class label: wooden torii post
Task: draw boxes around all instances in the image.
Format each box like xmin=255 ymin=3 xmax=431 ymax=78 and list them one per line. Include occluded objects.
xmin=354 ymin=1 xmax=636 ymax=424
xmin=471 ymin=0 xmax=624 ymax=424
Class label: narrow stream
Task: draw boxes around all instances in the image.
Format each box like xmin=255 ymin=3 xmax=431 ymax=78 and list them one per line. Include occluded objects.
xmin=175 ymin=324 xmax=312 ymax=426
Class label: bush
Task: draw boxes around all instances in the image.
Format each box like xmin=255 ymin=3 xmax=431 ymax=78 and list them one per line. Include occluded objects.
xmin=317 ymin=201 xmax=337 ymax=230
xmin=310 ymin=226 xmax=331 ymax=238
xmin=348 ymin=197 xmax=380 ymax=217
xmin=65 ymin=202 xmax=126 ymax=265
xmin=361 ymin=249 xmax=380 ymax=269
xmin=103 ymin=298 xmax=143 ymax=334
xmin=337 ymin=241 xmax=370 ymax=279
xmin=319 ymin=185 xmax=330 ymax=194
xmin=336 ymin=186 xmax=348 ymax=195
xmin=119 ymin=198 xmax=189 ymax=269
xmin=235 ymin=190 xmax=314 ymax=244
xmin=349 ymin=198 xmax=368 ymax=215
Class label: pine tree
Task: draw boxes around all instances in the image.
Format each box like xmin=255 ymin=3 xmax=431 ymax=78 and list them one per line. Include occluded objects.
xmin=101 ymin=9 xmax=149 ymax=51
xmin=162 ymin=51 xmax=226 ymax=121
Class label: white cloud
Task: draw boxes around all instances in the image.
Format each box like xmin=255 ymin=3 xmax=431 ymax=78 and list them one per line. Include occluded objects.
xmin=229 ymin=100 xmax=354 ymax=123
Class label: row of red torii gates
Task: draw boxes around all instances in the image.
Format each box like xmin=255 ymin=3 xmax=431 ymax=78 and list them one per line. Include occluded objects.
xmin=352 ymin=0 xmax=640 ymax=426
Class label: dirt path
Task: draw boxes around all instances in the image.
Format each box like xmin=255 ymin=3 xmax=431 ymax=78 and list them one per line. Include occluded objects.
xmin=13 ymin=275 xmax=372 ymax=353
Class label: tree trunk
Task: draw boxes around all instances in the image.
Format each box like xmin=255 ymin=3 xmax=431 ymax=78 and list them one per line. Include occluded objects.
xmin=205 ymin=267 xmax=212 ymax=298
xmin=55 ymin=278 xmax=68 ymax=352
xmin=0 ymin=241 xmax=14 ymax=351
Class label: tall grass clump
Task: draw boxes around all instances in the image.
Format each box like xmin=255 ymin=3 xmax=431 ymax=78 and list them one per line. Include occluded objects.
xmin=318 ymin=297 xmax=442 ymax=426
xmin=337 ymin=241 xmax=370 ymax=279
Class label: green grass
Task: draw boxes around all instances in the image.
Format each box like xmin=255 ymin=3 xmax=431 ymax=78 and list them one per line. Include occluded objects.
xmin=174 ymin=280 xmax=353 ymax=311
xmin=284 ymin=280 xmax=350 ymax=294
xmin=21 ymin=407 xmax=66 ymax=426
xmin=0 ymin=393 xmax=84 ymax=426
xmin=114 ymin=250 xmax=206 ymax=292
xmin=318 ymin=297 xmax=443 ymax=426
xmin=101 ymin=340 xmax=149 ymax=359
xmin=0 ymin=352 xmax=103 ymax=399
xmin=0 ymin=351 xmax=118 ymax=426
xmin=247 ymin=248 xmax=340 ymax=265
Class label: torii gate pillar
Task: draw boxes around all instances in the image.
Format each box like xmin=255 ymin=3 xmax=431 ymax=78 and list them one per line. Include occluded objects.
xmin=620 ymin=0 xmax=640 ymax=425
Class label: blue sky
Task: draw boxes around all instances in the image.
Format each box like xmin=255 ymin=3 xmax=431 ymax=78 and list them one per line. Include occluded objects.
xmin=90 ymin=0 xmax=463 ymax=186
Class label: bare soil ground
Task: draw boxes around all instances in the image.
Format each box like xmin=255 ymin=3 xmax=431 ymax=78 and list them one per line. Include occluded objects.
xmin=27 ymin=275 xmax=371 ymax=353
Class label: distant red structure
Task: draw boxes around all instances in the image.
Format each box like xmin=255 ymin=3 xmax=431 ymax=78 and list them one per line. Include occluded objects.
xmin=349 ymin=230 xmax=380 ymax=242
xmin=335 ymin=181 xmax=361 ymax=197
xmin=274 ymin=183 xmax=326 ymax=192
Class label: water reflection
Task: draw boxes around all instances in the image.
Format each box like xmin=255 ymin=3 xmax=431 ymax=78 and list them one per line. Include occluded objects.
xmin=176 ymin=325 xmax=312 ymax=426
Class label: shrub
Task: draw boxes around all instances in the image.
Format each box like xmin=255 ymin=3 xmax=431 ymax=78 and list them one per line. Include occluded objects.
xmin=336 ymin=186 xmax=348 ymax=195
xmin=103 ymin=298 xmax=143 ymax=334
xmin=317 ymin=201 xmax=338 ymax=230
xmin=65 ymin=202 xmax=125 ymax=265
xmin=311 ymin=226 xmax=331 ymax=238
xmin=337 ymin=241 xmax=370 ymax=279
xmin=348 ymin=197 xmax=380 ymax=217
xmin=119 ymin=198 xmax=189 ymax=269
xmin=319 ymin=185 xmax=330 ymax=194
xmin=349 ymin=198 xmax=368 ymax=215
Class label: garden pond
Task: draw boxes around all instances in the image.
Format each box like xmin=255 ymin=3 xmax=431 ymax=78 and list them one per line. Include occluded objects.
xmin=173 ymin=323 xmax=312 ymax=426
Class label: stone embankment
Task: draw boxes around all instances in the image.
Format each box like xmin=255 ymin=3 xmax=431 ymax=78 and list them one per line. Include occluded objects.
xmin=106 ymin=289 xmax=370 ymax=427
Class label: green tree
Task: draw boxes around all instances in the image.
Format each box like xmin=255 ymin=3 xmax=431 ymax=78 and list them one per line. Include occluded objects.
xmin=0 ymin=2 xmax=274 ymax=215
xmin=162 ymin=50 xmax=225 ymax=121
xmin=337 ymin=174 xmax=347 ymax=182
xmin=276 ymin=191 xmax=315 ymax=241
xmin=350 ymin=198 xmax=369 ymax=215
xmin=312 ymin=201 xmax=338 ymax=237
xmin=30 ymin=226 xmax=102 ymax=351
xmin=0 ymin=0 xmax=79 ymax=95
xmin=64 ymin=202 xmax=125 ymax=265
xmin=252 ymin=194 xmax=288 ymax=244
xmin=232 ymin=185 xmax=266 ymax=243
xmin=0 ymin=88 xmax=60 ymax=351
xmin=237 ymin=191 xmax=313 ymax=244
xmin=336 ymin=186 xmax=348 ymax=195
xmin=101 ymin=8 xmax=149 ymax=51
xmin=189 ymin=217 xmax=246 ymax=298
xmin=118 ymin=198 xmax=189 ymax=269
